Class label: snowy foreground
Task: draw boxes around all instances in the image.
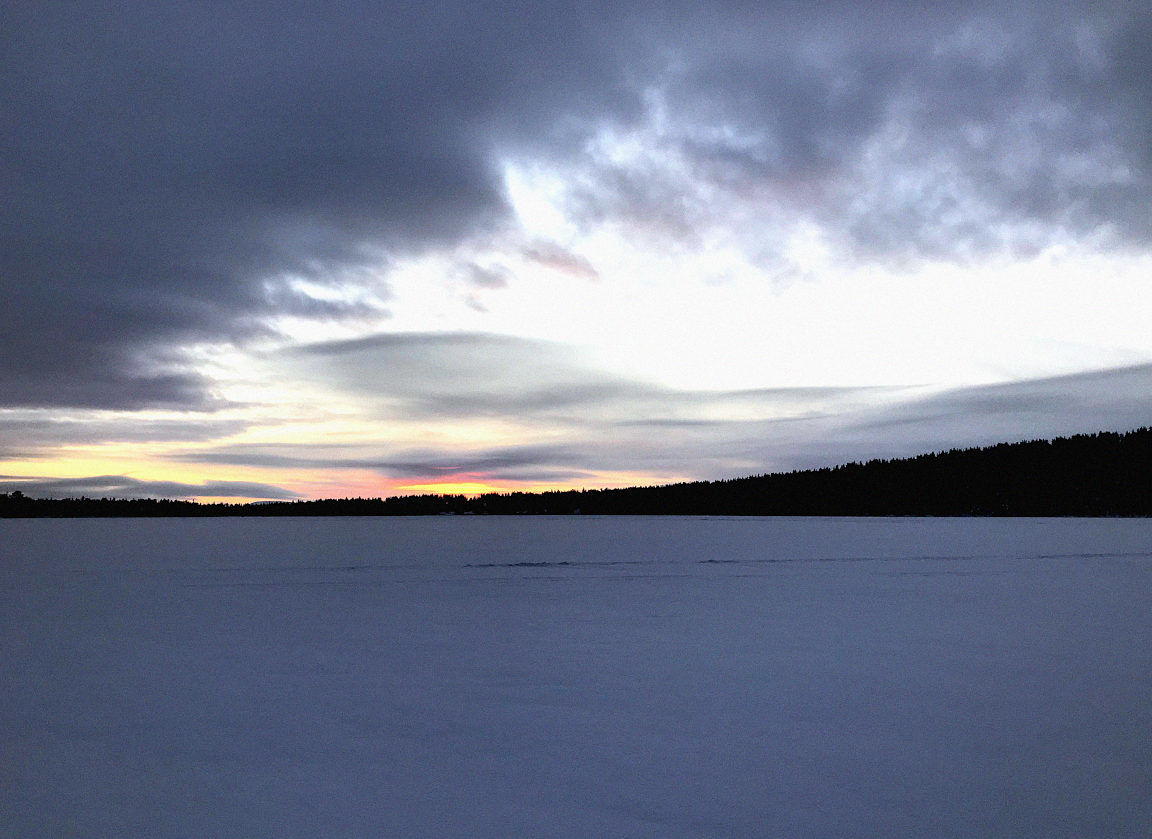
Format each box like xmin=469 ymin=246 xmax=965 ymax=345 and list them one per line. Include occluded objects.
xmin=3 ymin=516 xmax=1151 ymax=838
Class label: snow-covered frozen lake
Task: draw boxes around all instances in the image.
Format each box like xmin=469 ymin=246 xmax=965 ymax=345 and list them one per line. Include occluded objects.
xmin=3 ymin=516 xmax=1151 ymax=837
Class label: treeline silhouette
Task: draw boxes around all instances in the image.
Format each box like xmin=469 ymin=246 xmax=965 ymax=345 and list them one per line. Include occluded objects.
xmin=3 ymin=427 xmax=1150 ymax=518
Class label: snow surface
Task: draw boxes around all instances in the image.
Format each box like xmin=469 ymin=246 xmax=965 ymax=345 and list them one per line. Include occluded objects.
xmin=3 ymin=516 xmax=1151 ymax=838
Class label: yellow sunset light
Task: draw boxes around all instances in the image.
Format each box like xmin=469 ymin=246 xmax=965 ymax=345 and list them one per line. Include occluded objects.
xmin=395 ymin=481 xmax=510 ymax=496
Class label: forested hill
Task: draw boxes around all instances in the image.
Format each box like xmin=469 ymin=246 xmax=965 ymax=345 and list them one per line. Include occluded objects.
xmin=3 ymin=427 xmax=1151 ymax=517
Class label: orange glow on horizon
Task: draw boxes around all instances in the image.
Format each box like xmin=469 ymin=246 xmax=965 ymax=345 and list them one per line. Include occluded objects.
xmin=1 ymin=436 xmax=686 ymax=504
xmin=394 ymin=481 xmax=512 ymax=497
xmin=388 ymin=470 xmax=681 ymax=499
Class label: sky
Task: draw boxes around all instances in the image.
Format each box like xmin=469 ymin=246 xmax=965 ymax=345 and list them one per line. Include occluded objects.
xmin=3 ymin=1 xmax=1152 ymax=502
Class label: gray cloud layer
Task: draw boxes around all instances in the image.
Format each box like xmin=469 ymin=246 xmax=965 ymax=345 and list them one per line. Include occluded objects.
xmin=0 ymin=475 xmax=300 ymax=501
xmin=0 ymin=415 xmax=250 ymax=452
xmin=285 ymin=331 xmax=876 ymax=424
xmin=6 ymin=354 xmax=1150 ymax=494
xmin=4 ymin=2 xmax=1151 ymax=410
xmin=191 ymin=334 xmax=1152 ymax=485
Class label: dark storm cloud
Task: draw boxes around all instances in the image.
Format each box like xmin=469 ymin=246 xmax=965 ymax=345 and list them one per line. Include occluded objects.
xmin=1112 ymin=14 xmax=1152 ymax=161
xmin=0 ymin=365 xmax=224 ymax=412
xmin=1 ymin=0 xmax=643 ymax=410
xmin=826 ymin=17 xmax=1152 ymax=261
xmin=564 ymin=3 xmax=1152 ymax=263
xmin=0 ymin=475 xmax=300 ymax=501
xmin=5 ymin=0 xmax=1151 ymax=411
